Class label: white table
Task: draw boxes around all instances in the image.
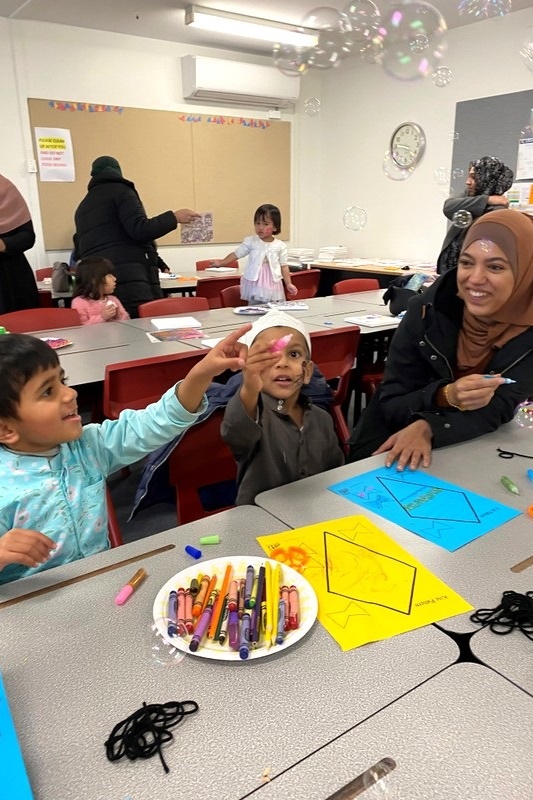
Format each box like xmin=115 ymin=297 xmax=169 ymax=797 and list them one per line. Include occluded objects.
xmin=0 ymin=506 xmax=457 ymax=800
xmin=250 ymin=663 xmax=533 ymax=800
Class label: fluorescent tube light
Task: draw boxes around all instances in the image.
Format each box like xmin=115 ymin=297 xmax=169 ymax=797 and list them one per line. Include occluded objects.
xmin=185 ymin=5 xmax=318 ymax=48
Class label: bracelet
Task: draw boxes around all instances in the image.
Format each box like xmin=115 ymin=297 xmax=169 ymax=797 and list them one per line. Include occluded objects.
xmin=443 ymin=383 xmax=465 ymax=411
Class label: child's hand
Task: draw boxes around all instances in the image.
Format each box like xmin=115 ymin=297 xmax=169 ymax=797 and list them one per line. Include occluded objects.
xmin=0 ymin=529 xmax=56 ymax=571
xmin=241 ymin=337 xmax=283 ymax=395
xmin=210 ymin=260 xmax=221 ymax=267
xmin=102 ymin=301 xmax=117 ymax=321
xmin=286 ymin=283 xmax=298 ymax=296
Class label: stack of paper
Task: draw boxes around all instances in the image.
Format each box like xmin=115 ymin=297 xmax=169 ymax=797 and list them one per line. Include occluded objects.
xmin=287 ymin=248 xmax=315 ymax=266
xmin=150 ymin=316 xmax=202 ymax=329
xmin=267 ymin=301 xmax=309 ymax=311
xmin=344 ymin=314 xmax=402 ymax=328
xmin=204 ymin=266 xmax=238 ymax=273
xmin=317 ymin=246 xmax=348 ymax=261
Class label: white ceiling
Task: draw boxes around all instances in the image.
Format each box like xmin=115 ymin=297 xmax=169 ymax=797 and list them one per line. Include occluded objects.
xmin=1 ymin=0 xmax=532 ymax=56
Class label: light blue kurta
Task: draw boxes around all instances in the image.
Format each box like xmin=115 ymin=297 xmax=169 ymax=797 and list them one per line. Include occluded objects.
xmin=0 ymin=385 xmax=207 ymax=585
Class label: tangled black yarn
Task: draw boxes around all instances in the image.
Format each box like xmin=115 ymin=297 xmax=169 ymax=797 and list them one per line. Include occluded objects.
xmin=105 ymin=700 xmax=199 ymax=773
xmin=470 ymin=591 xmax=533 ymax=640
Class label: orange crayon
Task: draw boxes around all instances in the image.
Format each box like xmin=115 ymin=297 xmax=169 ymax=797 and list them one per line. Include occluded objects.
xmin=192 ymin=575 xmax=210 ymax=618
xmin=208 ymin=564 xmax=232 ymax=639
xmin=184 ymin=589 xmax=194 ymax=633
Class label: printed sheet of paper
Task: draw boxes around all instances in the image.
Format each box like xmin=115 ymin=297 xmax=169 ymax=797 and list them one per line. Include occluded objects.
xmin=180 ymin=212 xmax=213 ymax=244
xmin=328 ymin=467 xmax=520 ymax=551
xmin=257 ymin=516 xmax=472 ymax=651
xmin=0 ymin=674 xmax=34 ymax=799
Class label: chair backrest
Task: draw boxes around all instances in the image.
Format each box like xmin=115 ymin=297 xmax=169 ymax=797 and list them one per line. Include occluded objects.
xmin=138 ymin=297 xmax=209 ymax=317
xmin=35 ymin=267 xmax=53 ymax=281
xmin=333 ymin=278 xmax=380 ymax=294
xmin=220 ymin=285 xmax=243 ymax=308
xmin=196 ymin=259 xmax=239 ymax=271
xmin=106 ymin=485 xmax=123 ymax=548
xmin=167 ymin=408 xmax=237 ymax=525
xmin=286 ymin=268 xmax=321 ymax=299
xmin=195 ymin=276 xmax=241 ymax=308
xmin=103 ymin=350 xmax=205 ymax=419
xmin=310 ymin=326 xmax=361 ymax=453
xmin=0 ymin=308 xmax=81 ymax=333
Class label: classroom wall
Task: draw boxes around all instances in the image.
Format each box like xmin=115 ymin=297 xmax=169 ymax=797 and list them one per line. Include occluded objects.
xmin=1 ymin=8 xmax=532 ymax=269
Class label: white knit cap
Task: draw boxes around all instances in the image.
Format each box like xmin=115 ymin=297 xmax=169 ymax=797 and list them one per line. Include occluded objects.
xmin=241 ymin=309 xmax=312 ymax=355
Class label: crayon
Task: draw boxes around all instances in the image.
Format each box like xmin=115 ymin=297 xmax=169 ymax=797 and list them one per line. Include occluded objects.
xmin=275 ymin=600 xmax=286 ymax=646
xmin=249 ymin=575 xmax=259 ymax=609
xmin=199 ymin=575 xmax=218 ymax=616
xmin=244 ymin=565 xmax=255 ymax=609
xmin=189 ymin=606 xmax=212 ymax=652
xmin=167 ymin=590 xmax=178 ymax=637
xmin=114 ymin=568 xmax=147 ymax=606
xmin=527 ymin=469 xmax=533 ymax=483
xmin=239 ymin=612 xmax=251 ymax=660
xmin=288 ymin=584 xmax=300 ymax=630
xmin=208 ymin=564 xmax=232 ymax=639
xmin=217 ymin=602 xmax=229 ymax=645
xmin=281 ymin=585 xmax=290 ymax=631
xmin=501 ymin=475 xmax=520 ymax=496
xmin=189 ymin=577 xmax=200 ymax=596
xmin=264 ymin=561 xmax=273 ymax=648
xmin=228 ymin=610 xmax=239 ymax=650
xmin=260 ymin=600 xmax=267 ymax=634
xmin=251 ymin=566 xmax=265 ymax=645
xmin=238 ymin=579 xmax=245 ymax=619
xmin=184 ymin=589 xmax=194 ymax=634
xmin=271 ymin=563 xmax=281 ymax=647
xmin=227 ymin=580 xmax=238 ymax=612
xmin=192 ymin=575 xmax=210 ymax=617
xmin=177 ymin=587 xmax=186 ymax=636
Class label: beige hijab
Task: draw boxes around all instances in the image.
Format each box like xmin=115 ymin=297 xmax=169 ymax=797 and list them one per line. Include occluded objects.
xmin=457 ymin=209 xmax=533 ymax=370
xmin=0 ymin=174 xmax=31 ymax=236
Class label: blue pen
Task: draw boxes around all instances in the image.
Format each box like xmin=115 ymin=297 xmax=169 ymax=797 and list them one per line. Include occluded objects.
xmin=527 ymin=469 xmax=533 ymax=483
xmin=483 ymin=375 xmax=516 ymax=384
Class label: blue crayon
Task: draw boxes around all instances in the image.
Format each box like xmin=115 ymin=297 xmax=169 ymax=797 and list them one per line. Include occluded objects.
xmin=167 ymin=590 xmax=178 ymax=638
xmin=239 ymin=612 xmax=251 ymax=659
xmin=275 ymin=599 xmax=286 ymax=646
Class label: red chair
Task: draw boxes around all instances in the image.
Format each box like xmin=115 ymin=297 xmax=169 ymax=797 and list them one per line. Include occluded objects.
xmin=195 ymin=276 xmax=241 ymax=309
xmin=333 ymin=278 xmax=380 ymax=294
xmin=138 ymin=297 xmax=209 ymax=317
xmin=196 ymin=259 xmax=238 ymax=271
xmin=286 ymin=269 xmax=320 ymax=299
xmin=167 ymin=409 xmax=238 ymax=524
xmin=103 ymin=351 xmax=205 ymax=418
xmin=220 ymin=285 xmax=243 ymax=308
xmin=309 ymin=327 xmax=361 ymax=454
xmin=36 ymin=267 xmax=53 ymax=281
xmin=350 ymin=331 xmax=393 ymax=426
xmin=106 ymin=485 xmax=123 ymax=548
xmin=0 ymin=307 xmax=81 ymax=332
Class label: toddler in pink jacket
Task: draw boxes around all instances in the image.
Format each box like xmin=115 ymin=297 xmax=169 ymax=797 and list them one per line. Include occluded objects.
xmin=71 ymin=257 xmax=129 ymax=325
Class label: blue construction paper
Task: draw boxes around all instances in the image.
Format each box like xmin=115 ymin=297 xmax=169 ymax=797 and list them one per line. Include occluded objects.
xmin=328 ymin=467 xmax=521 ymax=551
xmin=0 ymin=674 xmax=34 ymax=799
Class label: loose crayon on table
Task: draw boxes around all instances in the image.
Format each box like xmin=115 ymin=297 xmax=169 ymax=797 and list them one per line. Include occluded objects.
xmin=167 ymin=590 xmax=178 ymax=637
xmin=270 ymin=563 xmax=281 ymax=647
xmin=177 ymin=587 xmax=186 ymax=636
xmin=217 ymin=601 xmax=229 ymax=645
xmin=192 ymin=575 xmax=210 ymax=617
xmin=185 ymin=544 xmax=202 ymax=559
xmin=239 ymin=613 xmax=251 ymax=660
xmin=289 ymin=584 xmax=300 ymax=630
xmin=199 ymin=534 xmax=220 ymax=545
xmin=189 ymin=577 xmax=200 ymax=597
xmin=281 ymin=585 xmax=290 ymax=631
xmin=238 ymin=579 xmax=245 ymax=619
xmin=276 ymin=599 xmax=286 ymax=646
xmin=227 ymin=580 xmax=238 ymax=612
xmin=228 ymin=610 xmax=239 ymax=650
xmin=501 ymin=475 xmax=520 ymax=496
xmin=244 ymin=564 xmax=255 ymax=609
xmin=264 ymin=561 xmax=273 ymax=649
xmin=189 ymin=606 xmax=212 ymax=652
xmin=114 ymin=568 xmax=147 ymax=606
xmin=208 ymin=563 xmax=232 ymax=639
xmin=184 ymin=589 xmax=194 ymax=634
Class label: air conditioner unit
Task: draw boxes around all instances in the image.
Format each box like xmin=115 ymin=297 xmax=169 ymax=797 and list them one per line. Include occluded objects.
xmin=181 ymin=55 xmax=300 ymax=110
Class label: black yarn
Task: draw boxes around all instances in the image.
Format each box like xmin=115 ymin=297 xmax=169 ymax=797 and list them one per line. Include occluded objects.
xmin=470 ymin=591 xmax=533 ymax=640
xmin=105 ymin=700 xmax=199 ymax=773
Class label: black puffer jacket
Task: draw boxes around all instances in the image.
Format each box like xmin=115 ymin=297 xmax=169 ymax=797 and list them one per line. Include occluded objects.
xmin=349 ymin=268 xmax=533 ymax=460
xmin=74 ymin=169 xmax=177 ymax=317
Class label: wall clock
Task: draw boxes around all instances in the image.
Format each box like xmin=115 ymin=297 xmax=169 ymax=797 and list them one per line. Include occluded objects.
xmin=390 ymin=122 xmax=426 ymax=169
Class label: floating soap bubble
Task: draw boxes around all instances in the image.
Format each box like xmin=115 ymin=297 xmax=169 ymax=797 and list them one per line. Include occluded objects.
xmin=382 ymin=151 xmax=413 ymax=181
xmin=515 ymin=400 xmax=533 ymax=429
xmin=434 ymin=167 xmax=450 ymax=185
xmin=304 ymin=97 xmax=322 ymax=116
xmin=343 ymin=205 xmax=368 ymax=231
xmin=375 ymin=1 xmax=448 ymax=81
xmin=359 ymin=37 xmax=383 ymax=63
xmin=432 ymin=65 xmax=452 ymax=86
xmin=150 ymin=619 xmax=186 ymax=667
xmin=272 ymin=43 xmax=311 ymax=76
xmin=303 ymin=6 xmax=350 ymax=69
xmin=343 ymin=0 xmax=381 ymax=53
xmin=452 ymin=167 xmax=465 ymax=181
xmin=520 ymin=36 xmax=533 ymax=74
xmin=452 ymin=210 xmax=473 ymax=228
xmin=450 ymin=131 xmax=460 ymax=141
xmin=458 ymin=0 xmax=512 ymax=18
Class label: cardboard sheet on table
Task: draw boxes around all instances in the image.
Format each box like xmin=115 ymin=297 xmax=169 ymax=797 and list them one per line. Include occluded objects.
xmin=257 ymin=516 xmax=472 ymax=651
xmin=150 ymin=316 xmax=202 ymax=330
xmin=0 ymin=674 xmax=34 ymax=799
xmin=328 ymin=467 xmax=521 ymax=551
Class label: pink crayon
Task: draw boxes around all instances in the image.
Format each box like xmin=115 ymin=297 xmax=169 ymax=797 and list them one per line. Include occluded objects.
xmin=269 ymin=334 xmax=293 ymax=353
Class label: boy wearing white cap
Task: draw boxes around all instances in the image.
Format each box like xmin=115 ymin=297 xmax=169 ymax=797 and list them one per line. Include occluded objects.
xmin=221 ymin=310 xmax=344 ymax=504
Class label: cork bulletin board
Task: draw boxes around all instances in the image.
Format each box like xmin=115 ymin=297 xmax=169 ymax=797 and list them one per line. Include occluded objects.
xmin=28 ymin=99 xmax=291 ymax=250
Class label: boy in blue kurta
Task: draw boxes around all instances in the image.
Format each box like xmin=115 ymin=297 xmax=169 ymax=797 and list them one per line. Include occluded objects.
xmin=0 ymin=328 xmax=249 ymax=584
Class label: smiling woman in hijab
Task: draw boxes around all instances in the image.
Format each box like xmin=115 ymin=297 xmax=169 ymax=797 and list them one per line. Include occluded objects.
xmin=0 ymin=174 xmax=39 ymax=314
xmin=74 ymin=156 xmax=199 ymax=318
xmin=437 ymin=155 xmax=514 ymax=275
xmin=348 ymin=209 xmax=533 ymax=470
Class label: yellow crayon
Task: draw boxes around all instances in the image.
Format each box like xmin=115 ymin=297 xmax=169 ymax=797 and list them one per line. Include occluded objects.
xmin=264 ymin=561 xmax=273 ymax=649
xmin=271 ymin=563 xmax=281 ymax=647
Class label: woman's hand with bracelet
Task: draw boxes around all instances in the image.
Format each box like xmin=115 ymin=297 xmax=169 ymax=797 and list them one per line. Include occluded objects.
xmin=442 ymin=374 xmax=506 ymax=411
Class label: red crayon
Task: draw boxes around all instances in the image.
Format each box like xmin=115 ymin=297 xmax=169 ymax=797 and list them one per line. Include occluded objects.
xmin=227 ymin=580 xmax=238 ymax=612
xmin=184 ymin=589 xmax=194 ymax=634
xmin=288 ymin=584 xmax=300 ymax=630
xmin=281 ymin=585 xmax=290 ymax=631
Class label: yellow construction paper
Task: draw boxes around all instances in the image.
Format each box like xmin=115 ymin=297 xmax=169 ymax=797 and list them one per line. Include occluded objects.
xmin=257 ymin=515 xmax=473 ymax=652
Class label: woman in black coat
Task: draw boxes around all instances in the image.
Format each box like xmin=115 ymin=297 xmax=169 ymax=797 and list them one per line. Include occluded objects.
xmin=74 ymin=156 xmax=198 ymax=317
xmin=0 ymin=174 xmax=39 ymax=314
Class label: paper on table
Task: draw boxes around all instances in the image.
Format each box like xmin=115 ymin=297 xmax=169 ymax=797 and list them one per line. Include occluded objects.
xmin=344 ymin=314 xmax=402 ymax=328
xmin=200 ymin=337 xmax=223 ymax=348
xmin=204 ymin=267 xmax=238 ymax=273
xmin=0 ymin=673 xmax=34 ymax=799
xmin=151 ymin=316 xmax=202 ymax=330
xmin=257 ymin=516 xmax=472 ymax=651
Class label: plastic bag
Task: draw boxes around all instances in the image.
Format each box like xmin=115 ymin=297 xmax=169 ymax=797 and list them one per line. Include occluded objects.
xmin=51 ymin=261 xmax=72 ymax=293
xmin=382 ymin=274 xmax=427 ymax=316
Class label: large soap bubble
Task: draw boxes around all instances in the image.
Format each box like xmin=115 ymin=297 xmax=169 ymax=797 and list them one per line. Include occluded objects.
xmin=343 ymin=0 xmax=381 ymax=54
xmin=343 ymin=205 xmax=368 ymax=231
xmin=459 ymin=0 xmax=512 ymax=18
xmin=272 ymin=42 xmax=311 ymax=76
xmin=304 ymin=97 xmax=322 ymax=115
xmin=515 ymin=400 xmax=533 ymax=429
xmin=432 ymin=65 xmax=452 ymax=86
xmin=382 ymin=151 xmax=413 ymax=181
xmin=434 ymin=167 xmax=450 ymax=185
xmin=452 ymin=210 xmax=473 ymax=228
xmin=520 ymin=36 xmax=533 ymax=74
xmin=376 ymin=1 xmax=448 ymax=81
xmin=302 ymin=6 xmax=350 ymax=69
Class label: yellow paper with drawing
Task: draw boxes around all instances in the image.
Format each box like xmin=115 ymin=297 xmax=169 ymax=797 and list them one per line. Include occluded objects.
xmin=257 ymin=516 xmax=472 ymax=652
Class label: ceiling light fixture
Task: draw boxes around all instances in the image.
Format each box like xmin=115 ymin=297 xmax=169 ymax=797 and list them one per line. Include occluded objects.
xmin=184 ymin=5 xmax=318 ymax=48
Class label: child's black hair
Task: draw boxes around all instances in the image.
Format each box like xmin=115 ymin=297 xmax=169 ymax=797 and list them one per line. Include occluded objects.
xmin=254 ymin=204 xmax=281 ymax=235
xmin=0 ymin=334 xmax=59 ymax=419
xmin=73 ymin=257 xmax=115 ymax=300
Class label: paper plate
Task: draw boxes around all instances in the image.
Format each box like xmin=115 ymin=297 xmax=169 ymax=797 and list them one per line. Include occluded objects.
xmin=232 ymin=306 xmax=268 ymax=315
xmin=152 ymin=555 xmax=318 ymax=661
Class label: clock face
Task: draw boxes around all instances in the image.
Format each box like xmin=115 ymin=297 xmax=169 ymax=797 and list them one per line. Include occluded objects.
xmin=390 ymin=122 xmax=426 ymax=169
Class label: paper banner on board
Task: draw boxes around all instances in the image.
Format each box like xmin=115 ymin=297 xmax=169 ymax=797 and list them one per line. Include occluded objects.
xmin=257 ymin=516 xmax=472 ymax=652
xmin=328 ymin=467 xmax=520 ymax=551
xmin=34 ymin=127 xmax=75 ymax=181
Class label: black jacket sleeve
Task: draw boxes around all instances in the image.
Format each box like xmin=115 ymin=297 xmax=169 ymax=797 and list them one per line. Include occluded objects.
xmin=115 ymin=187 xmax=177 ymax=243
xmin=0 ymin=221 xmax=35 ymax=255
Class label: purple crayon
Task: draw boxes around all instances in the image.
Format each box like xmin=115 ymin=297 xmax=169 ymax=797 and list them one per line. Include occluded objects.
xmin=228 ymin=610 xmax=239 ymax=650
xmin=239 ymin=613 xmax=251 ymax=660
xmin=189 ymin=606 xmax=212 ymax=653
xmin=269 ymin=333 xmax=292 ymax=353
xmin=167 ymin=590 xmax=178 ymax=638
xmin=276 ymin=600 xmax=286 ymax=646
